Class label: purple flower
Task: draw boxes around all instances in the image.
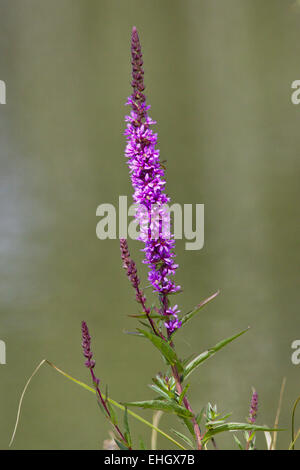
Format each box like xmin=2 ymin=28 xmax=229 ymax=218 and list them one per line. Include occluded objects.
xmin=81 ymin=321 xmax=99 ymax=385
xmin=124 ymin=27 xmax=181 ymax=332
xmin=248 ymin=389 xmax=258 ymax=424
xmin=164 ymin=305 xmax=182 ymax=333
xmin=245 ymin=388 xmax=258 ymax=450
xmin=120 ymin=237 xmax=147 ymax=306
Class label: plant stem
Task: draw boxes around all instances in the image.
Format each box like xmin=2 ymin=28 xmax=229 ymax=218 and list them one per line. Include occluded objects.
xmin=89 ymin=361 xmax=130 ymax=448
xmin=171 ymin=364 xmax=203 ymax=450
xmin=138 ymin=288 xmax=165 ymax=339
xmin=143 ymin=295 xmax=203 ymax=449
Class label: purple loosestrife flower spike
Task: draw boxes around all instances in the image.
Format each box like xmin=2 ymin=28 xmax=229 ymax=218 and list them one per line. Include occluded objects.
xmin=124 ymin=27 xmax=181 ymax=333
xmin=81 ymin=321 xmax=129 ymax=447
xmin=246 ymin=388 xmax=258 ymax=450
xmin=248 ymin=389 xmax=258 ymax=424
xmin=130 ymin=26 xmax=146 ymax=123
xmin=120 ymin=238 xmax=146 ymax=306
xmin=81 ymin=321 xmax=100 ymax=386
xmin=120 ymin=238 xmax=161 ymax=337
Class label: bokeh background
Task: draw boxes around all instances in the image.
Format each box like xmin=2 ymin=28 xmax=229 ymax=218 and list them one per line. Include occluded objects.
xmin=0 ymin=0 xmax=299 ymax=450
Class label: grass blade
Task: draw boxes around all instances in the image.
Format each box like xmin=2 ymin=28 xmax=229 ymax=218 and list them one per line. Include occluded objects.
xmin=291 ymin=395 xmax=300 ymax=450
xmin=271 ymin=377 xmax=286 ymax=450
xmin=9 ymin=359 xmax=47 ymax=447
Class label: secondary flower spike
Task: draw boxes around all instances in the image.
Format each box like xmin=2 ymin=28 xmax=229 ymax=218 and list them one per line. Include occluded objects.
xmin=81 ymin=321 xmax=98 ymax=380
xmin=248 ymin=389 xmax=258 ymax=424
xmin=120 ymin=237 xmax=147 ymax=306
xmin=81 ymin=321 xmax=130 ymax=448
xmin=124 ymin=26 xmax=181 ymax=333
xmin=245 ymin=388 xmax=258 ymax=450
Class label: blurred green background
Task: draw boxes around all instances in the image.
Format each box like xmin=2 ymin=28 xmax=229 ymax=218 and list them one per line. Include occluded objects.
xmin=0 ymin=0 xmax=299 ymax=450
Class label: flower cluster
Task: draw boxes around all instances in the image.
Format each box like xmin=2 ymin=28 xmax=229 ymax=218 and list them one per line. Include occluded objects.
xmin=81 ymin=321 xmax=101 ymax=390
xmin=124 ymin=27 xmax=181 ymax=332
xmin=81 ymin=321 xmax=96 ymax=371
xmin=248 ymin=389 xmax=258 ymax=424
xmin=120 ymin=237 xmax=147 ymax=307
xmin=164 ymin=305 xmax=181 ymax=333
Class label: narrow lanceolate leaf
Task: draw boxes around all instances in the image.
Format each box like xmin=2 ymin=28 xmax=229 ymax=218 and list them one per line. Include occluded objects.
xmin=138 ymin=320 xmax=152 ymax=330
xmin=203 ymin=423 xmax=283 ymax=443
xmin=123 ymin=330 xmax=145 ymax=336
xmin=124 ymin=407 xmax=132 ymax=448
xmin=123 ymin=399 xmax=193 ymax=418
xmin=149 ymin=384 xmax=172 ymax=401
xmin=115 ymin=439 xmax=129 ymax=450
xmin=175 ymin=291 xmax=220 ymax=333
xmin=180 ymin=416 xmax=196 ymax=438
xmin=107 ymin=401 xmax=118 ymax=426
xmin=233 ymin=434 xmax=244 ymax=450
xmin=137 ymin=329 xmax=184 ymax=373
xmin=128 ymin=312 xmax=162 ymax=320
xmin=196 ymin=408 xmax=205 ymax=427
xmin=139 ymin=438 xmax=146 ymax=450
xmin=178 ymin=384 xmax=190 ymax=406
xmin=206 ymin=420 xmax=227 ymax=426
xmin=171 ymin=429 xmax=194 ymax=448
xmin=183 ymin=328 xmax=249 ymax=380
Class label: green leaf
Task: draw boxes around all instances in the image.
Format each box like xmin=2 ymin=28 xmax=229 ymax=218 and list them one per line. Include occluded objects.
xmin=149 ymin=384 xmax=173 ymax=401
xmin=107 ymin=401 xmax=118 ymax=426
xmin=247 ymin=431 xmax=256 ymax=443
xmin=233 ymin=434 xmax=244 ymax=450
xmin=180 ymin=416 xmax=196 ymax=437
xmin=129 ymin=312 xmax=162 ymax=320
xmin=123 ymin=330 xmax=145 ymax=336
xmin=289 ymin=428 xmax=300 ymax=450
xmin=171 ymin=429 xmax=194 ymax=448
xmin=203 ymin=422 xmax=283 ymax=444
xmin=206 ymin=420 xmax=227 ymax=427
xmin=123 ymin=399 xmax=193 ymax=418
xmin=196 ymin=408 xmax=205 ymax=427
xmin=183 ymin=328 xmax=249 ymax=380
xmin=221 ymin=412 xmax=232 ymax=421
xmin=124 ymin=407 xmax=132 ymax=448
xmin=178 ymin=384 xmax=190 ymax=406
xmin=138 ymin=320 xmax=153 ymax=330
xmin=115 ymin=439 xmax=128 ymax=450
xmin=96 ymin=399 xmax=106 ymax=416
xmin=176 ymin=291 xmax=220 ymax=332
xmin=139 ymin=437 xmax=146 ymax=450
xmin=153 ymin=375 xmax=176 ymax=393
xmin=137 ymin=329 xmax=184 ymax=373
